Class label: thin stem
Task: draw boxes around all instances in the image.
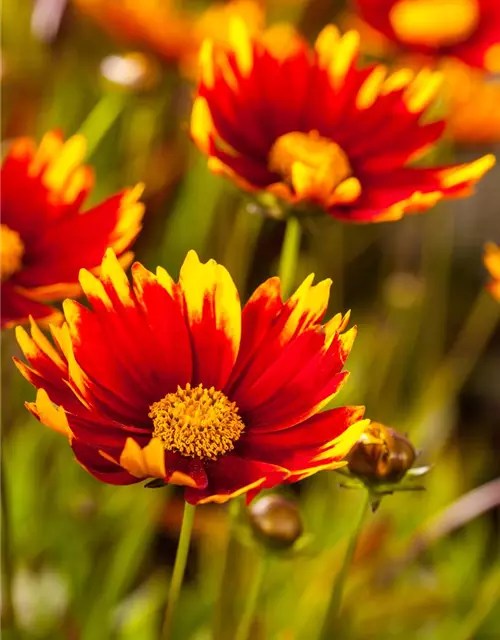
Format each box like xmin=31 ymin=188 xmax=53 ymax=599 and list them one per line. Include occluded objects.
xmin=212 ymin=498 xmax=243 ymax=640
xmin=234 ymin=553 xmax=268 ymax=640
xmin=409 ymin=287 xmax=500 ymax=443
xmin=78 ymin=91 xmax=127 ymax=159
xmin=1 ymin=457 xmax=18 ymax=633
xmin=278 ymin=216 xmax=302 ymax=299
xmin=319 ymin=491 xmax=371 ymax=640
xmin=161 ymin=502 xmax=196 ymax=640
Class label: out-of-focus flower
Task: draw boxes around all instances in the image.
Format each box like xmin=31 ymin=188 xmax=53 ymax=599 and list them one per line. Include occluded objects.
xmin=100 ymin=52 xmax=160 ymax=91
xmin=248 ymin=494 xmax=303 ymax=549
xmin=16 ymin=249 xmax=368 ymax=505
xmin=1 ymin=131 xmax=144 ymax=329
xmin=440 ymin=59 xmax=500 ymax=144
xmin=73 ymin=0 xmax=264 ymax=75
xmin=191 ymin=22 xmax=495 ymax=223
xmin=484 ymin=242 xmax=500 ymax=301
xmin=355 ymin=0 xmax=500 ymax=71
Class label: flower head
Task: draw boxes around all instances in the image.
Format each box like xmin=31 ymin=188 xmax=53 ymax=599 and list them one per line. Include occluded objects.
xmin=484 ymin=242 xmax=500 ymax=301
xmin=355 ymin=0 xmax=500 ymax=71
xmin=16 ymin=250 xmax=366 ymax=505
xmin=74 ymin=0 xmax=264 ymax=76
xmin=1 ymin=131 xmax=144 ymax=329
xmin=441 ymin=59 xmax=500 ymax=144
xmin=191 ymin=22 xmax=495 ymax=223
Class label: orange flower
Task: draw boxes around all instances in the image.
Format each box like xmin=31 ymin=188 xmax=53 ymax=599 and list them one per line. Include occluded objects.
xmin=15 ymin=249 xmax=367 ymax=505
xmin=355 ymin=0 xmax=500 ymax=71
xmin=1 ymin=131 xmax=144 ymax=328
xmin=440 ymin=59 xmax=500 ymax=144
xmin=484 ymin=242 xmax=500 ymax=301
xmin=73 ymin=0 xmax=264 ymax=74
xmin=191 ymin=22 xmax=495 ymax=223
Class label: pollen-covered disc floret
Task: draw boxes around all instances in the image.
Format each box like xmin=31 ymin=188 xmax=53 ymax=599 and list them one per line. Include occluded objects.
xmin=1 ymin=224 xmax=25 ymax=282
xmin=149 ymin=383 xmax=245 ymax=460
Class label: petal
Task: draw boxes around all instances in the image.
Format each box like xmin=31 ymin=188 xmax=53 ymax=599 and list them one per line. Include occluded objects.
xmin=179 ymin=251 xmax=241 ymax=389
xmin=1 ymin=283 xmax=62 ymax=329
xmin=72 ymin=439 xmax=139 ymax=485
xmin=184 ymin=455 xmax=289 ymax=505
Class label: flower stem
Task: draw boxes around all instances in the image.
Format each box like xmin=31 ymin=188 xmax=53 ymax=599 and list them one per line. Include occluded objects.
xmin=78 ymin=91 xmax=127 ymax=159
xmin=319 ymin=491 xmax=371 ymax=640
xmin=161 ymin=502 xmax=196 ymax=640
xmin=234 ymin=553 xmax=269 ymax=640
xmin=1 ymin=457 xmax=18 ymax=633
xmin=212 ymin=498 xmax=243 ymax=639
xmin=278 ymin=216 xmax=302 ymax=299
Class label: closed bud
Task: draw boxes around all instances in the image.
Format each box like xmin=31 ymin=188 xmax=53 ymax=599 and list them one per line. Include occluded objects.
xmin=347 ymin=422 xmax=416 ymax=486
xmin=248 ymin=495 xmax=303 ymax=550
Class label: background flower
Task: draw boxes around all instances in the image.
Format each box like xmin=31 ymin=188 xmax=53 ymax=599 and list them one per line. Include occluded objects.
xmin=16 ymin=249 xmax=366 ymax=504
xmin=1 ymin=131 xmax=144 ymax=328
xmin=354 ymin=0 xmax=500 ymax=71
xmin=484 ymin=242 xmax=500 ymax=300
xmin=191 ymin=21 xmax=494 ymax=223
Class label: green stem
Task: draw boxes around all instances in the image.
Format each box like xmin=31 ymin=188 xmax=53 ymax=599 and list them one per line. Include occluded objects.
xmin=319 ymin=491 xmax=371 ymax=640
xmin=234 ymin=553 xmax=268 ymax=640
xmin=212 ymin=499 xmax=243 ymax=640
xmin=278 ymin=216 xmax=302 ymax=299
xmin=161 ymin=502 xmax=196 ymax=640
xmin=1 ymin=457 xmax=18 ymax=633
xmin=78 ymin=91 xmax=127 ymax=159
xmin=410 ymin=287 xmax=500 ymax=441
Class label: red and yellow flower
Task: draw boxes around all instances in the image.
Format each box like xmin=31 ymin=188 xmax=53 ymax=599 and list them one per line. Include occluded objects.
xmin=1 ymin=131 xmax=144 ymax=328
xmin=355 ymin=0 xmax=500 ymax=71
xmin=191 ymin=22 xmax=495 ymax=223
xmin=15 ymin=249 xmax=367 ymax=505
xmin=484 ymin=242 xmax=500 ymax=301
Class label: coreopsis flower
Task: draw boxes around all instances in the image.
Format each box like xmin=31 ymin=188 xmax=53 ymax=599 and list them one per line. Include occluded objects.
xmin=73 ymin=0 xmax=264 ymax=76
xmin=15 ymin=249 xmax=367 ymax=505
xmin=354 ymin=0 xmax=500 ymax=71
xmin=440 ymin=59 xmax=500 ymax=144
xmin=191 ymin=22 xmax=495 ymax=223
xmin=484 ymin=242 xmax=500 ymax=301
xmin=1 ymin=131 xmax=144 ymax=329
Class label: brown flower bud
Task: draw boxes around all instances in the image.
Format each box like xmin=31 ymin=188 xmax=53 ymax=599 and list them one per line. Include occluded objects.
xmin=248 ymin=495 xmax=303 ymax=550
xmin=347 ymin=422 xmax=416 ymax=485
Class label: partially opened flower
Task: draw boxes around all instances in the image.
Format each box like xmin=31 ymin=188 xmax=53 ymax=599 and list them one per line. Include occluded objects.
xmin=15 ymin=250 xmax=366 ymax=504
xmin=355 ymin=0 xmax=500 ymax=71
xmin=1 ymin=131 xmax=144 ymax=329
xmin=484 ymin=242 xmax=500 ymax=301
xmin=191 ymin=22 xmax=495 ymax=223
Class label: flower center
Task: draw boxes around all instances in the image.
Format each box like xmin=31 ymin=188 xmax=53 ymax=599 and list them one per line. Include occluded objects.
xmin=389 ymin=0 xmax=479 ymax=48
xmin=268 ymin=131 xmax=352 ymax=188
xmin=1 ymin=224 xmax=25 ymax=282
xmin=149 ymin=383 xmax=245 ymax=461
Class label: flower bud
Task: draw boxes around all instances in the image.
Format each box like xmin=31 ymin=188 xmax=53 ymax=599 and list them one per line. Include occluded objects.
xmin=247 ymin=495 xmax=303 ymax=550
xmin=347 ymin=422 xmax=416 ymax=485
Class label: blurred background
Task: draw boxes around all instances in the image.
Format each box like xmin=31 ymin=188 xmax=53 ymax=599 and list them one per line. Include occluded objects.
xmin=1 ymin=0 xmax=500 ymax=638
